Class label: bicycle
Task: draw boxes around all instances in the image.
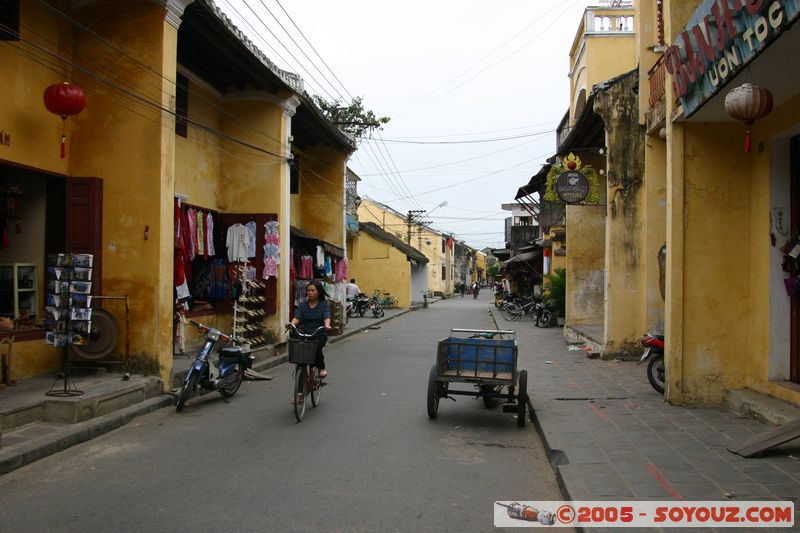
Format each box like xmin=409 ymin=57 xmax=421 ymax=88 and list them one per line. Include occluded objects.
xmin=501 ymin=297 xmax=538 ymax=321
xmin=286 ymin=323 xmax=327 ymax=422
xmin=372 ymin=289 xmax=398 ymax=309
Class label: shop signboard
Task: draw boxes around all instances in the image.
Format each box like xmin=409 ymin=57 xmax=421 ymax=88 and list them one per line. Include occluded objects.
xmin=555 ymin=171 xmax=590 ymax=204
xmin=665 ymin=0 xmax=800 ymax=117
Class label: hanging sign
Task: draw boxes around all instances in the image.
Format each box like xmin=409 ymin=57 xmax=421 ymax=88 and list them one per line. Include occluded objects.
xmin=664 ymin=0 xmax=800 ymax=117
xmin=555 ymin=171 xmax=590 ymax=204
xmin=543 ymin=153 xmax=601 ymax=205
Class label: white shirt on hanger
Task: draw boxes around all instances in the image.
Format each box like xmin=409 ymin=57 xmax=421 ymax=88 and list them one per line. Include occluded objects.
xmin=226 ymin=224 xmax=249 ymax=262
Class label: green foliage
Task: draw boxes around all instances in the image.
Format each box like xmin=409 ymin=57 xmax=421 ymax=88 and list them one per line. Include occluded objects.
xmin=487 ymin=263 xmax=500 ymax=278
xmin=543 ymin=267 xmax=566 ymax=318
xmin=311 ymin=95 xmax=390 ymax=138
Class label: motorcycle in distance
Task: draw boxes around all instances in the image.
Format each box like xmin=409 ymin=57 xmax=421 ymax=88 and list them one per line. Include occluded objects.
xmin=533 ymin=300 xmax=555 ymax=328
xmin=175 ymin=317 xmax=255 ymax=411
xmin=346 ymin=293 xmax=370 ymax=318
xmin=638 ymin=333 xmax=665 ymax=393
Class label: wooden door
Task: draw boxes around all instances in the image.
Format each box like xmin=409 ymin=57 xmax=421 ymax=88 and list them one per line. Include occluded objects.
xmin=791 ymin=136 xmax=799 ymax=384
xmin=65 ymin=178 xmax=103 ymax=296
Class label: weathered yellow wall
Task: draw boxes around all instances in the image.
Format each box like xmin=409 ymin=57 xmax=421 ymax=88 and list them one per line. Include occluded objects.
xmin=174 ymin=74 xmax=223 ymax=209
xmin=69 ymin=1 xmax=176 ymax=382
xmin=642 ymin=136 xmax=667 ymax=333
xmin=348 ymin=232 xmax=412 ymax=308
xmin=565 ymin=205 xmax=605 ymax=327
xmin=0 ymin=2 xmax=73 ymax=175
xmin=671 ymin=122 xmax=752 ymax=403
xmin=293 ymin=145 xmax=346 ymax=247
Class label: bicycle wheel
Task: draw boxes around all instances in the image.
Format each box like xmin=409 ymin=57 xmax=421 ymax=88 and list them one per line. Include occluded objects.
xmin=293 ymin=366 xmax=308 ymax=422
xmin=220 ymin=366 xmax=243 ymax=399
xmin=385 ymin=296 xmax=398 ymax=309
xmin=310 ymin=367 xmax=321 ymax=407
xmin=176 ymin=370 xmax=200 ymax=412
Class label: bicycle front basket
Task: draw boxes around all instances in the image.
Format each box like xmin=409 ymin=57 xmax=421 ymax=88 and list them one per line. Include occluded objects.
xmin=287 ymin=337 xmax=319 ymax=365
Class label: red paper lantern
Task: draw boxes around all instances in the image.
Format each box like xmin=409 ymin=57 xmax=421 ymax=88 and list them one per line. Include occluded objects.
xmin=724 ymin=83 xmax=773 ymax=153
xmin=43 ymin=82 xmax=86 ymax=158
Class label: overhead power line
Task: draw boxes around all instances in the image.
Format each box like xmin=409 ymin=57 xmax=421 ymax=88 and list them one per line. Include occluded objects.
xmin=363 ymin=128 xmax=555 ymax=145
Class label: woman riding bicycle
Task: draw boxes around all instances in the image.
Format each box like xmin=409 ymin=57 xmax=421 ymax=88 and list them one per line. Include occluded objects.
xmin=287 ymin=280 xmax=331 ymax=378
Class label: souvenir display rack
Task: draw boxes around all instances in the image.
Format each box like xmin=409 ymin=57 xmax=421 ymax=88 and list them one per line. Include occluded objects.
xmin=44 ymin=253 xmax=94 ymax=397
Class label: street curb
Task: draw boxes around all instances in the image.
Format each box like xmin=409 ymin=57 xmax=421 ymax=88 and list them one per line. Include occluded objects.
xmin=486 ymin=305 xmax=578 ymax=511
xmin=0 ymin=395 xmax=174 ymax=476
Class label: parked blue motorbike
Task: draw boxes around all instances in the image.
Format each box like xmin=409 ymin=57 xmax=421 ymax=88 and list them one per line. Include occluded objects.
xmin=176 ymin=318 xmax=254 ymax=412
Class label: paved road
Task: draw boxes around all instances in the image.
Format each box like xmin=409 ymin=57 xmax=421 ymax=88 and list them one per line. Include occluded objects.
xmin=0 ymin=294 xmax=565 ymax=532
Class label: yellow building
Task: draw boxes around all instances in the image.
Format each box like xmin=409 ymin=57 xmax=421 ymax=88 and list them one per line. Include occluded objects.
xmin=357 ymin=197 xmax=454 ymax=297
xmin=0 ymin=0 xmax=352 ymax=384
xmin=348 ymin=222 xmax=429 ymax=308
xmin=516 ymin=1 xmax=638 ymax=353
xmin=640 ymin=0 xmax=800 ymax=407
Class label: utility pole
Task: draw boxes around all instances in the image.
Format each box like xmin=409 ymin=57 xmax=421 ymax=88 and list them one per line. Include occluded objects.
xmin=406 ymin=210 xmax=425 ymax=244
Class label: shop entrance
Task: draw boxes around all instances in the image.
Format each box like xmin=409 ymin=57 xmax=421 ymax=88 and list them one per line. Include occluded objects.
xmin=0 ymin=162 xmax=101 ymax=337
xmin=791 ymin=135 xmax=800 ymax=384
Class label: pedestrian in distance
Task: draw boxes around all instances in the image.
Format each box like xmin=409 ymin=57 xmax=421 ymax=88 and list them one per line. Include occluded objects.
xmin=460 ymin=283 xmax=466 ymax=298
xmin=287 ymin=280 xmax=331 ymax=378
xmin=346 ymin=278 xmax=361 ymax=302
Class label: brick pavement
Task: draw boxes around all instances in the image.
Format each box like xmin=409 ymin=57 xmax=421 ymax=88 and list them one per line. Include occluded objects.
xmin=490 ymin=307 xmax=800 ymax=526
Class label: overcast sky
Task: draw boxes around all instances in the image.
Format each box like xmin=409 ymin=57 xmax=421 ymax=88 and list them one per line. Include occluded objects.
xmin=219 ymin=0 xmax=594 ymax=249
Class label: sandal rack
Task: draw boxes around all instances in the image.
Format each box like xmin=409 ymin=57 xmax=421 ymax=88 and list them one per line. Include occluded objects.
xmin=234 ymin=278 xmax=269 ymax=349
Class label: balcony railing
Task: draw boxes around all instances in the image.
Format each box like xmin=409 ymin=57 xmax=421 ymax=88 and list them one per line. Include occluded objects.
xmin=648 ymin=54 xmax=666 ymax=110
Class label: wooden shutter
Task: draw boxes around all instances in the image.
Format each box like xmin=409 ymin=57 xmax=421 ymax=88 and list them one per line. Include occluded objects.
xmin=66 ymin=178 xmax=103 ymax=295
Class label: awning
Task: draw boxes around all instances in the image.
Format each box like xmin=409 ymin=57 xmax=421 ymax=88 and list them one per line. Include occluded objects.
xmin=290 ymin=226 xmax=345 ymax=258
xmin=502 ymin=250 xmax=541 ymax=266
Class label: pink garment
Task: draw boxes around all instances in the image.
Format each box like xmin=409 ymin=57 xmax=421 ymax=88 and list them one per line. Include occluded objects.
xmin=298 ymin=255 xmax=313 ymax=280
xmin=263 ymin=256 xmax=278 ymax=279
xmin=186 ymin=208 xmax=198 ymax=260
xmin=336 ymin=256 xmax=348 ymax=282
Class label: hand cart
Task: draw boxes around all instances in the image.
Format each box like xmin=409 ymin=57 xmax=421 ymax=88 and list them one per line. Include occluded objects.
xmin=426 ymin=328 xmax=531 ymax=427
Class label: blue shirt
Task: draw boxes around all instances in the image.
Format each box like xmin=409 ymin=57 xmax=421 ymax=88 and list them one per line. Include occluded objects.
xmin=295 ymin=299 xmax=330 ymax=335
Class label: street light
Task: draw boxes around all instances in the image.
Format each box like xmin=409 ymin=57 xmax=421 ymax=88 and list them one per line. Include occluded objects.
xmin=426 ymin=201 xmax=448 ymax=217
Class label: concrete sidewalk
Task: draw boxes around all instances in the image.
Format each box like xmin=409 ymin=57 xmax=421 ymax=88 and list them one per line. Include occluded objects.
xmin=489 ymin=307 xmax=800 ymax=510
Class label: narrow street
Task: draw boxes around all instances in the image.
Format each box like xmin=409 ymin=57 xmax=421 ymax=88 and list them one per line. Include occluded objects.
xmin=0 ymin=295 xmax=564 ymax=532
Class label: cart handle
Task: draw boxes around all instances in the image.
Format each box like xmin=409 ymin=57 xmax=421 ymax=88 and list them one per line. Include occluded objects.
xmin=450 ymin=328 xmax=515 ymax=336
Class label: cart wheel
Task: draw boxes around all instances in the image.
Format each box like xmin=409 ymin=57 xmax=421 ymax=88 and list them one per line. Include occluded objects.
xmin=481 ymin=385 xmax=498 ymax=408
xmin=516 ymin=370 xmax=528 ymax=427
xmin=427 ymin=364 xmax=440 ymax=419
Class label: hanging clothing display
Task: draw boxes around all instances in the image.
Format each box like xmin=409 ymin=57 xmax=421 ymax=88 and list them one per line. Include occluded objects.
xmin=315 ymin=245 xmax=325 ymax=268
xmin=324 ymin=256 xmax=333 ymax=277
xmin=298 ymin=254 xmax=314 ymax=280
xmin=205 ymin=212 xmax=215 ymax=257
xmin=196 ymin=209 xmax=206 ymax=258
xmin=186 ymin=207 xmax=198 ymax=260
xmin=336 ymin=256 xmax=349 ymax=282
xmin=226 ymin=223 xmax=250 ymax=262
xmin=262 ymin=220 xmax=280 ymax=279
xmin=246 ymin=220 xmax=257 ymax=258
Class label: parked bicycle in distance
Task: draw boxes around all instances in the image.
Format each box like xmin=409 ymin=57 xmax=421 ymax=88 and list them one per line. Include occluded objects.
xmin=286 ymin=323 xmax=327 ymax=422
xmin=372 ymin=289 xmax=398 ymax=309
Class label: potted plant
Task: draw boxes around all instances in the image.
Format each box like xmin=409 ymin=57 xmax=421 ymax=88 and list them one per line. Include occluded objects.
xmin=543 ymin=268 xmax=566 ymax=326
